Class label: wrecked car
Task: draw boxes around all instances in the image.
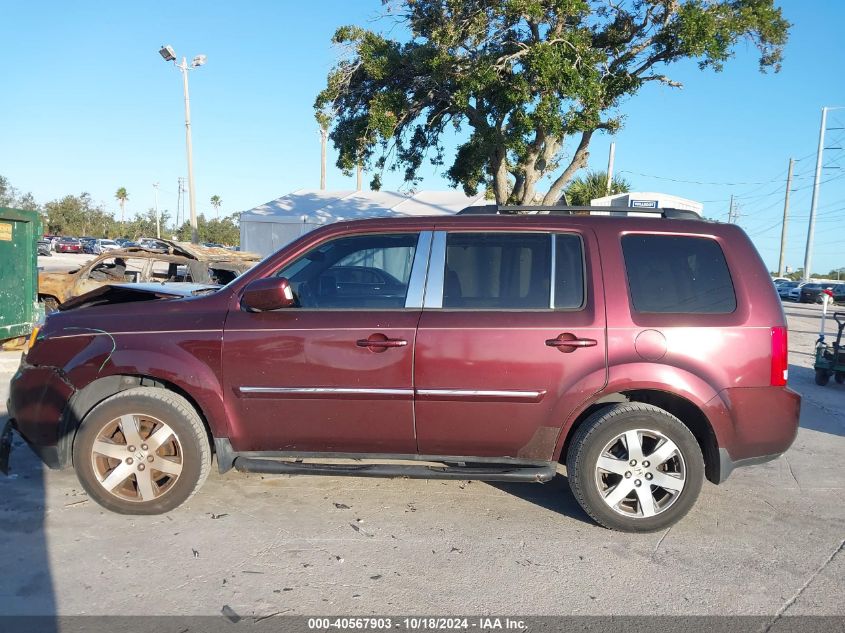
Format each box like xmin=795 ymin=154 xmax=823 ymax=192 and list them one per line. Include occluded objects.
xmin=37 ymin=239 xmax=260 ymax=311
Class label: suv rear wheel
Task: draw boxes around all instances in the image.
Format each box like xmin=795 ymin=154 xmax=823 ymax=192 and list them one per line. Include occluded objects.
xmin=73 ymin=387 xmax=211 ymax=515
xmin=566 ymin=403 xmax=704 ymax=532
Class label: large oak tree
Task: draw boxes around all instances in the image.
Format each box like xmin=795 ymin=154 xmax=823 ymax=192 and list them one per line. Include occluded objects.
xmin=316 ymin=0 xmax=789 ymax=205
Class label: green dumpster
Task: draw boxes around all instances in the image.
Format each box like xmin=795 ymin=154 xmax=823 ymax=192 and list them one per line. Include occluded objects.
xmin=0 ymin=207 xmax=43 ymax=342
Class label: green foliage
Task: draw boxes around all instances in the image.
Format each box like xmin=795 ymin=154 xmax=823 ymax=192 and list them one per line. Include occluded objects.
xmin=0 ymin=175 xmax=38 ymax=211
xmin=0 ymin=175 xmax=16 ymax=207
xmin=565 ymin=170 xmax=631 ymax=205
xmin=175 ymin=213 xmax=240 ymax=246
xmin=317 ymin=0 xmax=789 ymax=204
xmin=0 ymin=174 xmax=239 ymax=246
xmin=210 ymin=195 xmax=223 ymax=218
xmin=43 ymin=193 xmax=113 ymax=237
xmin=120 ymin=208 xmax=173 ymax=241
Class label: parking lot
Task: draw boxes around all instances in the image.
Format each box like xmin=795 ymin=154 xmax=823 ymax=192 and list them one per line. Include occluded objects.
xmin=37 ymin=251 xmax=94 ymax=272
xmin=0 ymin=301 xmax=842 ymax=619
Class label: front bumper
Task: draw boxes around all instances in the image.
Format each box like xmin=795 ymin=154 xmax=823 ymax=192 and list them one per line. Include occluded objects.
xmin=7 ymin=362 xmax=76 ymax=470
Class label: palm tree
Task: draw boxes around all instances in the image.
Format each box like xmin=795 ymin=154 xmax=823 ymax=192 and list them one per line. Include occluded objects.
xmin=565 ymin=171 xmax=631 ymax=206
xmin=210 ymin=195 xmax=222 ymax=219
xmin=115 ymin=187 xmax=129 ymax=232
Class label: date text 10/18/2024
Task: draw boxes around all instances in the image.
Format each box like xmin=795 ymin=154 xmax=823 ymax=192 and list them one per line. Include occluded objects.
xmin=307 ymin=617 xmax=527 ymax=630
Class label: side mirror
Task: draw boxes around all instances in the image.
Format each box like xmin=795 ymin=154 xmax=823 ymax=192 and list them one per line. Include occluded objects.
xmin=242 ymin=277 xmax=296 ymax=311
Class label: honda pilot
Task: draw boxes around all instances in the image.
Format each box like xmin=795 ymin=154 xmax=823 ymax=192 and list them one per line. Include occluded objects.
xmin=4 ymin=207 xmax=801 ymax=532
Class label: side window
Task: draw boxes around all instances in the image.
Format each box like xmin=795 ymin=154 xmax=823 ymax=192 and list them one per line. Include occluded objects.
xmin=275 ymin=233 xmax=417 ymax=309
xmin=443 ymin=233 xmax=551 ymax=309
xmin=86 ymin=257 xmax=147 ymax=282
xmin=553 ymin=234 xmax=585 ymax=309
xmin=622 ymin=235 xmax=736 ymax=314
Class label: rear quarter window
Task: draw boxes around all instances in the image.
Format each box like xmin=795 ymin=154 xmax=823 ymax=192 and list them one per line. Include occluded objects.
xmin=622 ymin=235 xmax=736 ymax=314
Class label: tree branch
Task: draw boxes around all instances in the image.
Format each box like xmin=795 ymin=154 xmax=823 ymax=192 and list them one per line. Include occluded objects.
xmin=541 ymin=130 xmax=594 ymax=205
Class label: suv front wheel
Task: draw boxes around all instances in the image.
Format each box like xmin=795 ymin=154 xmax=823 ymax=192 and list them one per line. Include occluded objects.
xmin=73 ymin=387 xmax=211 ymax=515
xmin=566 ymin=403 xmax=704 ymax=532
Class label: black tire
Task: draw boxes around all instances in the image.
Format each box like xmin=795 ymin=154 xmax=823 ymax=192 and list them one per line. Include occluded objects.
xmin=566 ymin=403 xmax=704 ymax=532
xmin=834 ymin=372 xmax=845 ymax=385
xmin=815 ymin=370 xmax=831 ymax=386
xmin=73 ymin=387 xmax=211 ymax=515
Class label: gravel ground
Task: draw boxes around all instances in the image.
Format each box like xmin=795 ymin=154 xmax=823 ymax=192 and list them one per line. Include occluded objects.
xmin=0 ymin=301 xmax=842 ymax=618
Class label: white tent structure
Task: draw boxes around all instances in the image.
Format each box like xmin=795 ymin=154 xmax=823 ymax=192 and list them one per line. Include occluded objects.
xmin=590 ymin=192 xmax=703 ymax=216
xmin=240 ymin=189 xmax=488 ymax=256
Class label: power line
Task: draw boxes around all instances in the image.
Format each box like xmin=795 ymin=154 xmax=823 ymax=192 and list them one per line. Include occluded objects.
xmin=618 ymin=170 xmax=793 ymax=187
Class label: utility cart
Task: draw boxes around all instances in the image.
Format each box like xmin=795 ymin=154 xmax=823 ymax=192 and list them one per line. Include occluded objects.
xmin=814 ymin=305 xmax=845 ymax=386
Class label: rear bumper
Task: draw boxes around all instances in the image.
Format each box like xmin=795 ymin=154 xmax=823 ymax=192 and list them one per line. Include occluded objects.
xmin=7 ymin=362 xmax=76 ymax=470
xmin=717 ymin=449 xmax=782 ymax=483
xmin=711 ymin=385 xmax=801 ymax=483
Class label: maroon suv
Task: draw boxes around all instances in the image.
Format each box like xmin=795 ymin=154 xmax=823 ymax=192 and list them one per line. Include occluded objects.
xmin=4 ymin=208 xmax=800 ymax=531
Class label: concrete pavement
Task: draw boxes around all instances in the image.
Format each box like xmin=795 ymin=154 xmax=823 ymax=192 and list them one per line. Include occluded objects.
xmin=0 ymin=303 xmax=842 ymax=618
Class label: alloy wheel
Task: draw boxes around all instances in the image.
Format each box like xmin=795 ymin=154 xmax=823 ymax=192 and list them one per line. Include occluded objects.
xmin=594 ymin=428 xmax=686 ymax=518
xmin=90 ymin=414 xmax=184 ymax=502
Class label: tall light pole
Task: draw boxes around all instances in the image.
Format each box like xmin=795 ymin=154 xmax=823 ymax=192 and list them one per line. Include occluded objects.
xmin=159 ymin=45 xmax=206 ymax=244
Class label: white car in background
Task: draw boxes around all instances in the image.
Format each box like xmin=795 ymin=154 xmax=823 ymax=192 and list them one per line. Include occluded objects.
xmin=92 ymin=239 xmax=121 ymax=254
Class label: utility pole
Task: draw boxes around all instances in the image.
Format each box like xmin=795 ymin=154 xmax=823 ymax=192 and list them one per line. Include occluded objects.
xmin=777 ymin=158 xmax=794 ymax=277
xmin=605 ymin=142 xmax=616 ymax=196
xmin=320 ymin=126 xmax=328 ymax=190
xmin=728 ymin=195 xmax=735 ymax=223
xmin=153 ymin=182 xmax=160 ymax=239
xmin=356 ymin=163 xmax=363 ymax=191
xmin=802 ymin=106 xmax=842 ymax=281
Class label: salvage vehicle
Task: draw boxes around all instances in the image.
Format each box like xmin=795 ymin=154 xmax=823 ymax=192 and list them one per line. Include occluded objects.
xmin=5 ymin=207 xmax=800 ymax=532
xmin=54 ymin=236 xmax=83 ymax=253
xmin=91 ymin=238 xmax=121 ymax=255
xmin=37 ymin=239 xmax=52 ymax=257
xmin=777 ymin=281 xmax=798 ymax=300
xmin=36 ymin=239 xmax=260 ymax=311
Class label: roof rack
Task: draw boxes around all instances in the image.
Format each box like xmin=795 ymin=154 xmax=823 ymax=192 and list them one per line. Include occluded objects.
xmin=457 ymin=204 xmax=703 ymax=221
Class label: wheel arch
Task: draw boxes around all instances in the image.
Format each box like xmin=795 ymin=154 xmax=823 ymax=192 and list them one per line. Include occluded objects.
xmin=60 ymin=374 xmax=216 ymax=467
xmin=556 ymin=388 xmax=722 ymax=484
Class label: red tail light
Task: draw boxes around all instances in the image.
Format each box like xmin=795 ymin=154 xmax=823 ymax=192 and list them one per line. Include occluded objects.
xmin=771 ymin=326 xmax=788 ymax=386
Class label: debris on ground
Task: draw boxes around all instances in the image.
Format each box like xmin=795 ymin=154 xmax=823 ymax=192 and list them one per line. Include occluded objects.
xmin=221 ymin=605 xmax=241 ymax=623
xmin=333 ymin=502 xmax=351 ymax=509
xmin=349 ymin=522 xmax=374 ymax=538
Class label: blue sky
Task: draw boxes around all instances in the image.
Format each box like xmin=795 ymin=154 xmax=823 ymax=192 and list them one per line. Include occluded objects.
xmin=1 ymin=1 xmax=843 ymax=274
